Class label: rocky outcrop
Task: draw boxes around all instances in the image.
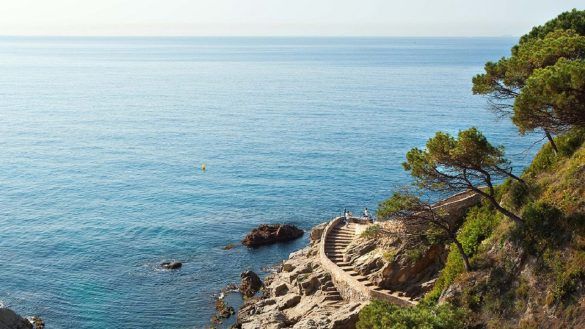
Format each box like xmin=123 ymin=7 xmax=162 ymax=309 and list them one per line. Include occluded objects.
xmin=242 ymin=224 xmax=304 ymax=247
xmin=235 ymin=237 xmax=365 ymax=329
xmin=240 ymin=271 xmax=263 ymax=298
xmin=0 ymin=307 xmax=33 ymax=329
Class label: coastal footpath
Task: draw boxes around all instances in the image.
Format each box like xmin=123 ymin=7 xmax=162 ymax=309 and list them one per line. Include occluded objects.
xmin=234 ymin=192 xmax=481 ymax=328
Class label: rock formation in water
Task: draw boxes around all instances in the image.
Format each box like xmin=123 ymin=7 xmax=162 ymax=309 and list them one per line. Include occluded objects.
xmin=239 ymin=271 xmax=263 ymax=298
xmin=0 ymin=307 xmax=33 ymax=329
xmin=161 ymin=261 xmax=182 ymax=270
xmin=242 ymin=224 xmax=304 ymax=247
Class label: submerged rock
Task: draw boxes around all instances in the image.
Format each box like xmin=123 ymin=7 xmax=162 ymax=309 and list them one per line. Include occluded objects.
xmin=240 ymin=271 xmax=263 ymax=298
xmin=161 ymin=261 xmax=182 ymax=270
xmin=0 ymin=307 xmax=33 ymax=329
xmin=242 ymin=224 xmax=304 ymax=247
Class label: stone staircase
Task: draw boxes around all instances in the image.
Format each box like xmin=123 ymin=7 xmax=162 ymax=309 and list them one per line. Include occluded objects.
xmin=322 ymin=220 xmax=416 ymax=306
xmin=325 ymin=223 xmax=378 ymax=287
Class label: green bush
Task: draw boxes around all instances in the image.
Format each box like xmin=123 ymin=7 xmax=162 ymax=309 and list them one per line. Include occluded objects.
xmin=526 ymin=128 xmax=585 ymax=176
xmin=425 ymin=206 xmax=499 ymax=302
xmin=361 ymin=224 xmax=381 ymax=239
xmin=458 ymin=206 xmax=500 ymax=256
xmin=357 ymin=300 xmax=468 ymax=329
xmin=514 ymin=201 xmax=565 ymax=253
xmin=425 ymin=246 xmax=465 ymax=302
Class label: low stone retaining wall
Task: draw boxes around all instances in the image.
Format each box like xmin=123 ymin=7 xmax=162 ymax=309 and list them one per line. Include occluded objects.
xmin=319 ymin=217 xmax=413 ymax=306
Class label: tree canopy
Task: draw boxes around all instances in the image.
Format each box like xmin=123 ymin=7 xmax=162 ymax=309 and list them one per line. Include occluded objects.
xmin=519 ymin=9 xmax=585 ymax=45
xmin=403 ymin=127 xmax=523 ymax=225
xmin=472 ymin=9 xmax=585 ymax=152
xmin=378 ymin=191 xmax=472 ymax=271
xmin=513 ymin=58 xmax=585 ymax=135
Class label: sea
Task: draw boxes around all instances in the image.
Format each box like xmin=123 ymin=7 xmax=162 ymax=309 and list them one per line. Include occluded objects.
xmin=0 ymin=37 xmax=541 ymax=328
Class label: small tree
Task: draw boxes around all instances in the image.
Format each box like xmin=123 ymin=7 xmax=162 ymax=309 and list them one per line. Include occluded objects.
xmin=378 ymin=191 xmax=472 ymax=271
xmin=403 ymin=128 xmax=524 ymax=226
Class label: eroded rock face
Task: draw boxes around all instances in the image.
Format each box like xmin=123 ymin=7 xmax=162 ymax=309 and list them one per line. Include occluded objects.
xmin=310 ymin=223 xmax=327 ymax=243
xmin=0 ymin=307 xmax=33 ymax=329
xmin=242 ymin=224 xmax=304 ymax=247
xmin=234 ymin=242 xmax=365 ymax=329
xmin=240 ymin=271 xmax=263 ymax=298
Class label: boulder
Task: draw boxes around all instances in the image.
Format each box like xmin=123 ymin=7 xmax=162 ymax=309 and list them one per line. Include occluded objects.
xmin=242 ymin=224 xmax=304 ymax=247
xmin=329 ymin=303 xmax=364 ymax=329
xmin=273 ymin=283 xmax=289 ymax=297
xmin=277 ymin=294 xmax=301 ymax=310
xmin=240 ymin=271 xmax=263 ymax=298
xmin=0 ymin=307 xmax=33 ymax=329
xmin=161 ymin=261 xmax=182 ymax=270
xmin=282 ymin=263 xmax=295 ymax=272
xmin=299 ymin=275 xmax=320 ymax=296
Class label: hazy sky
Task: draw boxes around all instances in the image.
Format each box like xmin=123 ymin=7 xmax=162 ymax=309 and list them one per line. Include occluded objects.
xmin=1 ymin=0 xmax=582 ymax=36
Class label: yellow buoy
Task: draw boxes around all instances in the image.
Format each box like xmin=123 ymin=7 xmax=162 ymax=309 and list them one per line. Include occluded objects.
xmin=201 ymin=163 xmax=206 ymax=171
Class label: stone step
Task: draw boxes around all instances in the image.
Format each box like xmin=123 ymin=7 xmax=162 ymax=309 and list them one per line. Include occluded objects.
xmin=327 ymin=237 xmax=353 ymax=241
xmin=332 ymin=228 xmax=354 ymax=231
xmin=324 ymin=295 xmax=343 ymax=301
xmin=329 ymin=230 xmax=355 ymax=236
xmin=329 ymin=231 xmax=355 ymax=236
xmin=323 ymin=300 xmax=342 ymax=307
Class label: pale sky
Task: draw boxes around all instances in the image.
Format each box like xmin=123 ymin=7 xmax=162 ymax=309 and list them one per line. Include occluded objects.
xmin=0 ymin=0 xmax=582 ymax=36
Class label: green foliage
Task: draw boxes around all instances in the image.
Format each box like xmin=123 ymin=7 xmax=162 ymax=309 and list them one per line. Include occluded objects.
xmin=473 ymin=10 xmax=585 ymax=138
xmin=383 ymin=249 xmax=397 ymax=262
xmin=513 ymin=58 xmax=585 ymax=134
xmin=357 ymin=300 xmax=468 ymax=329
xmin=425 ymin=245 xmax=465 ymax=302
xmin=474 ymin=29 xmax=585 ymax=100
xmin=458 ymin=206 xmax=500 ymax=256
xmin=405 ymin=245 xmax=427 ymax=262
xmin=513 ymin=202 xmax=565 ymax=253
xmin=377 ymin=192 xmax=421 ymax=220
xmin=525 ymin=127 xmax=585 ymax=176
xmin=426 ymin=206 xmax=500 ymax=302
xmin=546 ymin=250 xmax=585 ymax=302
xmin=360 ymin=224 xmax=381 ymax=239
xmin=519 ymin=9 xmax=585 ymax=44
xmin=499 ymin=178 xmax=530 ymax=210
xmin=403 ymin=127 xmax=510 ymax=192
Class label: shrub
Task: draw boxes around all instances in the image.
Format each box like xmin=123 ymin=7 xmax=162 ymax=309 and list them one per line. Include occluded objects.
xmin=458 ymin=206 xmax=500 ymax=256
xmin=426 ymin=206 xmax=499 ymax=302
xmin=526 ymin=128 xmax=585 ymax=176
xmin=361 ymin=224 xmax=381 ymax=239
xmin=357 ymin=300 xmax=469 ymax=329
xmin=515 ymin=201 xmax=565 ymax=253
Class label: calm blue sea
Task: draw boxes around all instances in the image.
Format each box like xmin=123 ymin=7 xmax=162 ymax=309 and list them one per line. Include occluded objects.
xmin=0 ymin=37 xmax=540 ymax=328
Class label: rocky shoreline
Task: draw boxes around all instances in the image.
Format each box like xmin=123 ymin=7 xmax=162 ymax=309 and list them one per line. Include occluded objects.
xmin=232 ymin=222 xmax=363 ymax=329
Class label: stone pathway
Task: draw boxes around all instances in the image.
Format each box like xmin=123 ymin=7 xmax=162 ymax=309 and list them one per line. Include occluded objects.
xmin=323 ymin=220 xmax=416 ymax=306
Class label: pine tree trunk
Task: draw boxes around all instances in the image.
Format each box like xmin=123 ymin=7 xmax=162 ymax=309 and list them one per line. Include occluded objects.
xmin=544 ymin=129 xmax=559 ymax=155
xmin=471 ymin=186 xmax=524 ymax=226
xmin=452 ymin=239 xmax=472 ymax=272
